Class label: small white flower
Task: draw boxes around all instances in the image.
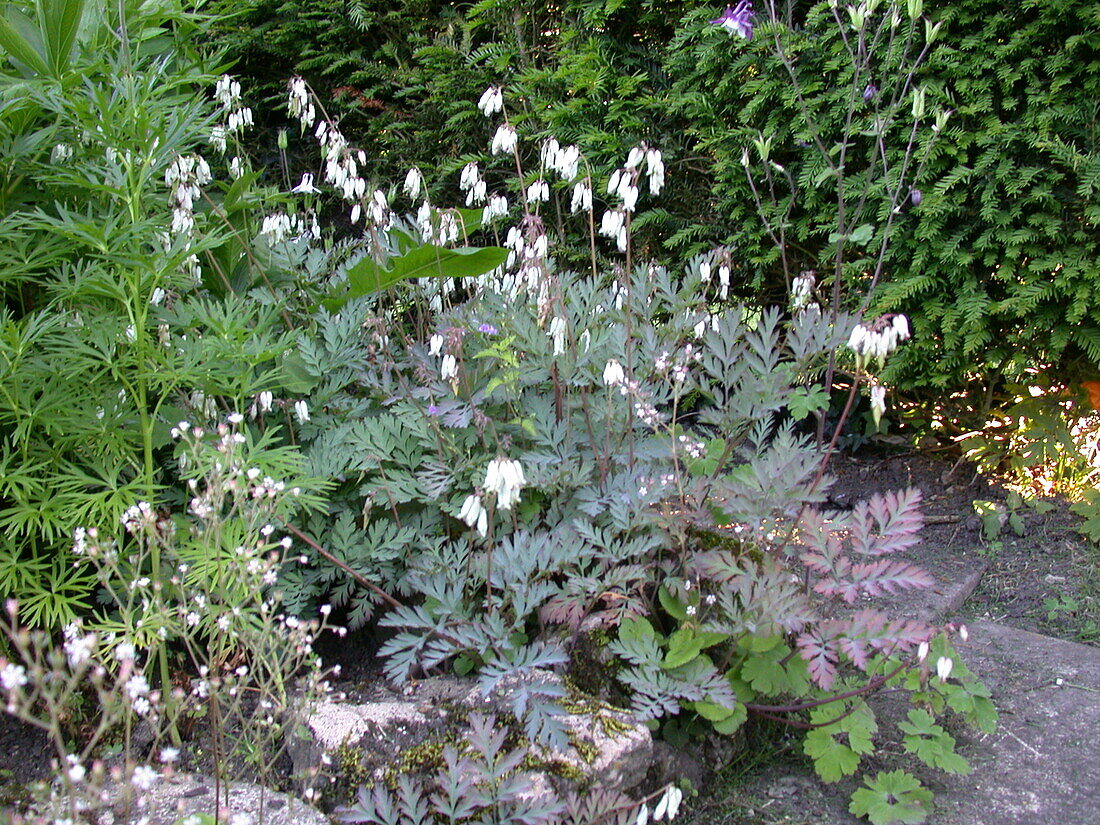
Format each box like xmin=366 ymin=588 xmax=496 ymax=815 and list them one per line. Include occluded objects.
xmin=62 ymin=623 xmax=96 ymax=668
xmin=159 ymin=747 xmax=180 ymax=764
xmin=72 ymin=526 xmax=88 ymax=556
xmin=621 ymin=184 xmax=639 ymax=212
xmin=403 ymin=168 xmax=423 ymax=199
xmin=294 ymin=399 xmax=310 ymax=424
xmin=959 ymin=624 xmax=969 ymax=642
xmin=291 ymin=173 xmax=320 ymax=194
xmin=288 ymin=77 xmax=315 ymax=128
xmin=917 ymin=641 xmax=930 ymax=662
xmin=484 ymin=458 xmax=526 ymax=511
xmin=441 ymin=354 xmax=458 ymax=381
xmin=936 ymin=656 xmax=953 ymax=681
xmin=603 ymin=359 xmax=626 ymax=387
xmin=459 ymin=494 xmax=489 ymax=537
xmin=115 ymin=642 xmax=136 ymax=662
xmin=570 ymin=182 xmax=592 ymax=213
xmin=459 ymin=161 xmax=481 ymax=192
xmin=645 ymin=148 xmax=665 ymax=195
xmin=477 ymin=85 xmax=504 ymax=117
xmin=607 ymin=169 xmax=622 ymax=195
xmin=636 ymin=802 xmax=649 ymax=825
xmin=1 ymin=663 xmax=28 ymax=692
xmin=654 ymin=792 xmax=668 ymax=821
xmin=491 ymin=123 xmax=518 ymax=155
xmin=209 ymin=125 xmax=227 ymax=154
xmin=130 ymin=765 xmax=158 ymax=791
xmin=893 ymin=313 xmax=911 ymax=340
xmin=664 ymin=785 xmax=683 ymax=819
xmin=549 ymin=316 xmax=567 ymax=356
xmin=482 ymin=194 xmax=509 ymax=223
xmin=870 ymin=384 xmax=887 ymax=423
xmin=526 ymin=179 xmax=550 ymax=203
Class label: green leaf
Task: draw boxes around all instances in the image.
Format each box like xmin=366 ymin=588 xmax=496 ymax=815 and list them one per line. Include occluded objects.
xmin=849 ymin=770 xmax=933 ymax=825
xmin=696 ymin=630 xmax=730 ymax=649
xmin=849 ymin=223 xmax=875 ymax=246
xmin=712 ymin=702 xmax=748 ymax=734
xmin=663 ymin=627 xmax=704 ymax=670
xmin=899 ymin=709 xmax=970 ymax=774
xmin=804 ymin=726 xmax=862 ymax=782
xmin=691 ymin=699 xmax=734 ymax=722
xmin=658 ymin=585 xmax=690 ymax=622
xmin=804 ymin=701 xmax=877 ymax=782
xmin=346 ymin=244 xmax=508 ymax=297
xmin=0 ymin=9 xmax=49 ymax=76
xmin=280 ymin=351 xmax=320 ymax=394
xmin=683 ymin=437 xmax=725 ymax=478
xmin=787 ymin=385 xmax=831 ymax=420
xmin=739 ymin=647 xmax=788 ymax=694
xmin=738 ymin=634 xmax=783 ymax=654
xmin=620 ymin=615 xmax=656 ymax=645
xmin=40 ymin=0 xmax=85 ymax=77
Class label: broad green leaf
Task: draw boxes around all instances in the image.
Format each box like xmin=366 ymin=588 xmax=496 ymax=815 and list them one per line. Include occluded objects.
xmin=695 ymin=630 xmax=729 ymax=649
xmin=787 ymin=385 xmax=832 ymax=420
xmin=280 ymin=351 xmax=319 ymax=394
xmin=0 ymin=11 xmax=49 ymax=76
xmin=663 ymin=627 xmax=704 ymax=670
xmin=620 ymin=615 xmax=656 ymax=644
xmin=40 ymin=0 xmax=85 ymax=77
xmin=849 ymin=223 xmax=875 ymax=246
xmin=738 ymin=634 xmax=783 ymax=654
xmin=346 ymin=244 xmax=507 ymax=297
xmin=849 ymin=770 xmax=933 ymax=825
xmin=804 ymin=726 xmax=861 ymax=782
xmin=805 ymin=700 xmax=878 ymax=782
xmin=691 ymin=699 xmax=732 ymax=722
xmin=685 ymin=436 xmax=725 ymax=477
xmin=712 ymin=702 xmax=747 ymax=734
xmin=740 ymin=649 xmax=787 ymax=694
xmin=658 ymin=586 xmax=690 ymax=622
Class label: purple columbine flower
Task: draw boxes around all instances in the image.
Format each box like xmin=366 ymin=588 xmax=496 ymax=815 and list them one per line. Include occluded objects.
xmin=863 ymin=83 xmax=878 ymax=101
xmin=711 ymin=1 xmax=754 ymax=40
xmin=910 ymin=188 xmax=922 ymax=206
xmin=477 ymin=323 xmax=498 ymax=335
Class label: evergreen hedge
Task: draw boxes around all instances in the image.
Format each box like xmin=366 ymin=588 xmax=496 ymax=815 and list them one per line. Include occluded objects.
xmin=208 ymin=0 xmax=1100 ymax=396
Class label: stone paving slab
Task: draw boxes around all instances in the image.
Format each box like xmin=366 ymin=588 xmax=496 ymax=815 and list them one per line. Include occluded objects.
xmin=934 ymin=620 xmax=1100 ymax=824
xmin=696 ymin=621 xmax=1100 ymax=825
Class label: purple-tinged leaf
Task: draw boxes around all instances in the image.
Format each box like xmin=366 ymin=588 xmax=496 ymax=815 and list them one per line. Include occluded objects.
xmin=797 ymin=629 xmax=841 ymax=690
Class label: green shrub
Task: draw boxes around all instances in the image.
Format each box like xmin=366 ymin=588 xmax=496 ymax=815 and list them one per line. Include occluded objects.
xmin=874 ymin=0 xmax=1100 ymax=391
xmin=207 ymin=0 xmax=1100 ymax=399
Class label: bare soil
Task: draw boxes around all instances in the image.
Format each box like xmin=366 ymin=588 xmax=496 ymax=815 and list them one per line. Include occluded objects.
xmin=823 ymin=448 xmax=1099 ymax=643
